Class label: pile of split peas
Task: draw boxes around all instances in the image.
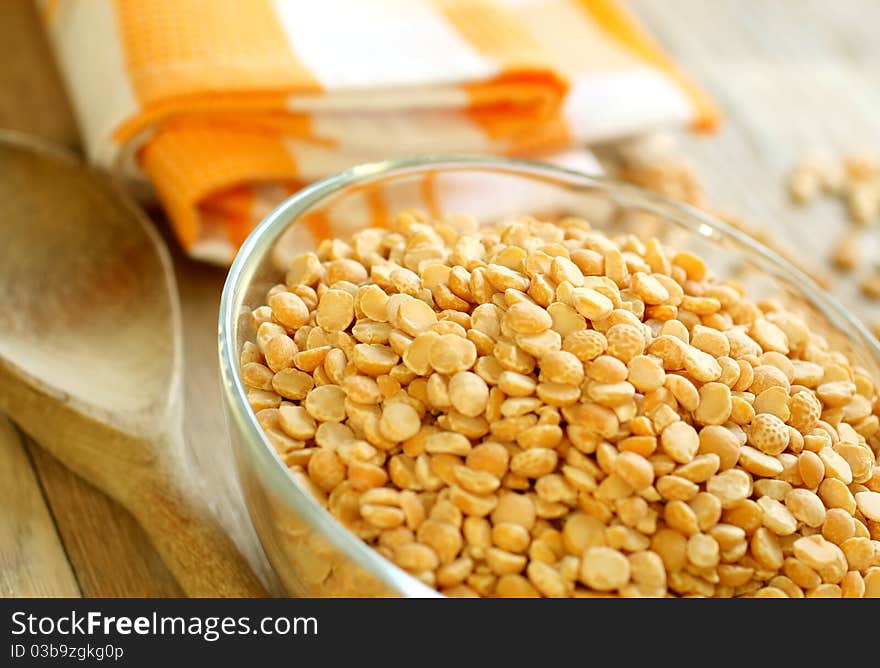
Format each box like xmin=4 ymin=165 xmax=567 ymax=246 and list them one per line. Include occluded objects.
xmin=240 ymin=210 xmax=880 ymax=598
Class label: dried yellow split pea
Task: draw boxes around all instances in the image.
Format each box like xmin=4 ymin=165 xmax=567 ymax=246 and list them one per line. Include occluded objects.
xmin=242 ymin=209 xmax=880 ymax=598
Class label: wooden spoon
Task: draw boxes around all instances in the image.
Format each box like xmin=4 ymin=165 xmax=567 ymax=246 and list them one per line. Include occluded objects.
xmin=0 ymin=133 xmax=266 ymax=597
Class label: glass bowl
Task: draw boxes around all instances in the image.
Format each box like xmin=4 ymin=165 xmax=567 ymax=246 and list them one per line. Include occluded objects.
xmin=218 ymin=155 xmax=880 ymax=597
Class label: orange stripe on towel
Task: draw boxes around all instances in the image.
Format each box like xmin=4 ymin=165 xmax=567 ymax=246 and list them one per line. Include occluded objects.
xmin=420 ymin=172 xmax=441 ymax=220
xmin=575 ymin=0 xmax=720 ymax=131
xmin=302 ymin=211 xmax=332 ymax=244
xmin=363 ymin=186 xmax=389 ymax=229
xmin=198 ymin=185 xmax=256 ymax=249
xmin=114 ymin=0 xmax=322 ymax=104
xmin=435 ymin=0 xmax=569 ymax=147
xmin=140 ymin=126 xmax=300 ymax=250
xmin=434 ymin=0 xmax=554 ymax=72
xmin=464 ymin=71 xmax=567 ymax=141
xmin=112 ymin=94 xmax=324 ymax=147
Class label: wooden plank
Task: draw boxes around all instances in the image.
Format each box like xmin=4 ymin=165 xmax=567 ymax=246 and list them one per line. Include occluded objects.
xmin=0 ymin=0 xmax=186 ymax=598
xmin=0 ymin=0 xmax=275 ymax=594
xmin=170 ymin=245 xmax=281 ymax=592
xmin=0 ymin=415 xmax=80 ymax=597
xmin=19 ymin=231 xmax=279 ymax=595
xmin=26 ymin=441 xmax=184 ymax=598
xmin=0 ymin=0 xmax=79 ymax=147
xmin=628 ymin=0 xmax=880 ymax=329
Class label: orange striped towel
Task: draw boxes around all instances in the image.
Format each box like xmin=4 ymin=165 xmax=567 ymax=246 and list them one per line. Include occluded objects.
xmin=40 ymin=0 xmax=718 ymax=264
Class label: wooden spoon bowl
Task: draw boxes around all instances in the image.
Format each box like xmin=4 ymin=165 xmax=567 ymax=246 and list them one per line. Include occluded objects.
xmin=0 ymin=133 xmax=266 ymax=597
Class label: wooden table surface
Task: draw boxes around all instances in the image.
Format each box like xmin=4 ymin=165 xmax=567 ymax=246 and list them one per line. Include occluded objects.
xmin=1 ymin=0 xmax=878 ymax=597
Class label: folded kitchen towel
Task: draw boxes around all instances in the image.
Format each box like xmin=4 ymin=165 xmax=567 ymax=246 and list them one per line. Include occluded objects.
xmin=40 ymin=0 xmax=718 ymax=264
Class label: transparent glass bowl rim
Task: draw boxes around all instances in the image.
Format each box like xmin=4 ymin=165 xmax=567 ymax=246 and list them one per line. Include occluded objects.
xmin=218 ymin=153 xmax=880 ymax=597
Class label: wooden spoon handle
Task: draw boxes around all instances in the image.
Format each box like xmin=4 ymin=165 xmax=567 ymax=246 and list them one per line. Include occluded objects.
xmin=0 ymin=361 xmax=268 ymax=597
xmin=129 ymin=443 xmax=269 ymax=598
